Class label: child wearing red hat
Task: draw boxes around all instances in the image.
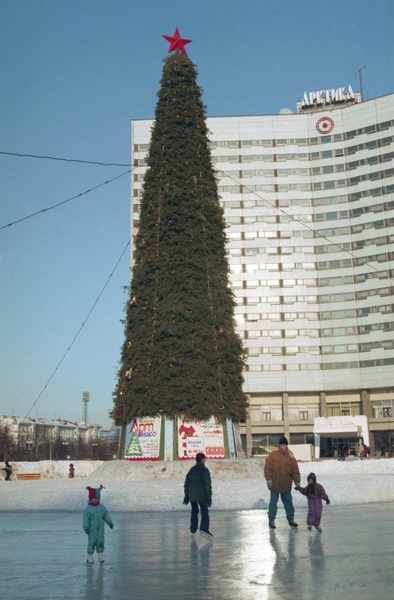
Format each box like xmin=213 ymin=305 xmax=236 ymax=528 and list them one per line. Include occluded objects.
xmin=83 ymin=485 xmax=113 ymax=565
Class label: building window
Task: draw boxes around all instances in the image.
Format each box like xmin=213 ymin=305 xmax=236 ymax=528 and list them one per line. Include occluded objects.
xmin=250 ymin=404 xmax=283 ymax=422
xmin=372 ymin=402 xmax=394 ymax=418
xmin=250 ymin=408 xmax=261 ymax=422
xmin=288 ymin=404 xmax=319 ymax=420
xmin=326 ymin=402 xmax=362 ymax=417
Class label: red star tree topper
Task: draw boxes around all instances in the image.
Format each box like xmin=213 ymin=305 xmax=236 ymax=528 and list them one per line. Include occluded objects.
xmin=162 ymin=27 xmax=192 ymax=55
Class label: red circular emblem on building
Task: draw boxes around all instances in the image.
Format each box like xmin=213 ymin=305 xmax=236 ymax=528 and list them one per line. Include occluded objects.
xmin=316 ymin=117 xmax=334 ymax=134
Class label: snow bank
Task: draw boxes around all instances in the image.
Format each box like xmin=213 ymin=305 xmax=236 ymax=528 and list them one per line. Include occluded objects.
xmin=93 ymin=457 xmax=266 ymax=480
xmin=0 ymin=458 xmax=393 ymax=512
xmin=3 ymin=460 xmax=103 ymax=479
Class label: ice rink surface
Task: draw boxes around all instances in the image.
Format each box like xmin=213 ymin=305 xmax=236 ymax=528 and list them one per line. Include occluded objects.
xmin=1 ymin=503 xmax=392 ymax=600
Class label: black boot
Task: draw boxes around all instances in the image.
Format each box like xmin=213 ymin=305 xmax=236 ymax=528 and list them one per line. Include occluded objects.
xmin=288 ymin=519 xmax=298 ymax=528
xmin=269 ymin=519 xmax=276 ymax=529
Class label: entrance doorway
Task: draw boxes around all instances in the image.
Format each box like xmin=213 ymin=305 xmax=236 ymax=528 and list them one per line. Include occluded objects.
xmin=328 ymin=437 xmax=361 ymax=457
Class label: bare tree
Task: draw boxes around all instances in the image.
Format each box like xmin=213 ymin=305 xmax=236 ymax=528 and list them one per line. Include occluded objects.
xmin=0 ymin=424 xmax=16 ymax=461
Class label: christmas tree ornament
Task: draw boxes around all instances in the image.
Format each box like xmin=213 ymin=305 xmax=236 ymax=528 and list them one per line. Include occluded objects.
xmin=162 ymin=27 xmax=192 ymax=56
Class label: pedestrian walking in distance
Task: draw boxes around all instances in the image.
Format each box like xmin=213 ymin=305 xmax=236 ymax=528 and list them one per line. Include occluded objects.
xmin=2 ymin=460 xmax=12 ymax=481
xmin=295 ymin=473 xmax=330 ymax=532
xmin=83 ymin=485 xmax=113 ymax=565
xmin=183 ymin=452 xmax=213 ymax=540
xmin=69 ymin=463 xmax=75 ymax=478
xmin=264 ymin=437 xmax=300 ymax=529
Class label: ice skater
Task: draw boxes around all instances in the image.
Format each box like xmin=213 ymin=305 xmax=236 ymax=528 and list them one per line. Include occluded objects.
xmin=183 ymin=452 xmax=213 ymax=540
xmin=295 ymin=472 xmax=330 ymax=532
xmin=2 ymin=460 xmax=12 ymax=481
xmin=83 ymin=485 xmax=113 ymax=565
xmin=264 ymin=437 xmax=300 ymax=529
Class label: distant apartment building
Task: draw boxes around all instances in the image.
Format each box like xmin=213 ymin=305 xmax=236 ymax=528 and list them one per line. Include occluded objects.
xmin=0 ymin=416 xmax=101 ymax=453
xmin=130 ymin=88 xmax=394 ymax=457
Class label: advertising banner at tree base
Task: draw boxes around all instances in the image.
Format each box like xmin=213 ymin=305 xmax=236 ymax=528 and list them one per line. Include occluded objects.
xmin=124 ymin=417 xmax=161 ymax=461
xmin=177 ymin=417 xmax=225 ymax=460
xmin=232 ymin=422 xmax=244 ymax=458
xmin=164 ymin=417 xmax=174 ymax=461
xmin=226 ymin=419 xmax=236 ymax=459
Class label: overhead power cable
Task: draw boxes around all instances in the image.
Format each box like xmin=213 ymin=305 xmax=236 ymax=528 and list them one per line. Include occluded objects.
xmin=0 ymin=169 xmax=131 ymax=231
xmin=218 ymin=170 xmax=394 ymax=285
xmin=2 ymin=145 xmax=391 ymax=284
xmin=23 ymin=238 xmax=131 ymax=421
xmin=0 ymin=150 xmax=131 ymax=167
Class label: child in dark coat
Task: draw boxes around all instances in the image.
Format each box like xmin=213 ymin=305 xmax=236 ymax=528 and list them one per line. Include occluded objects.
xmin=295 ymin=472 xmax=330 ymax=532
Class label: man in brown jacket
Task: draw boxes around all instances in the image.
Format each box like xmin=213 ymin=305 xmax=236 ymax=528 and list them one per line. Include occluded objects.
xmin=264 ymin=437 xmax=300 ymax=529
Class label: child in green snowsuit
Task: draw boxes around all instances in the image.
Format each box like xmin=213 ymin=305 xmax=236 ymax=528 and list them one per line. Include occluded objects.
xmin=83 ymin=485 xmax=113 ymax=565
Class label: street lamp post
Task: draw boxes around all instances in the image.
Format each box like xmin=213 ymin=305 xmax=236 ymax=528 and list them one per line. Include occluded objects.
xmin=62 ymin=442 xmax=68 ymax=460
xmin=92 ymin=442 xmax=98 ymax=460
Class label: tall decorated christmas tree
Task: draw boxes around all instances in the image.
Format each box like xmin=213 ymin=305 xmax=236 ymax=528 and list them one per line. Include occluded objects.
xmin=111 ymin=30 xmax=247 ymax=458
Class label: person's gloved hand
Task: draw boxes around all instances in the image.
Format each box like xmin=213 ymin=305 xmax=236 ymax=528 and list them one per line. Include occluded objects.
xmin=84 ymin=529 xmax=89 ymax=535
xmin=325 ymin=499 xmax=330 ymax=505
xmin=183 ymin=495 xmax=189 ymax=506
xmin=294 ymin=484 xmax=301 ymax=491
xmin=110 ymin=524 xmax=114 ymax=529
xmin=207 ymin=499 xmax=212 ymax=508
xmin=266 ymin=480 xmax=273 ymax=490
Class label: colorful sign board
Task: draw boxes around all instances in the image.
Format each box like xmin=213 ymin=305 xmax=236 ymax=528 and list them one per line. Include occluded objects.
xmin=124 ymin=416 xmax=161 ymax=461
xmin=177 ymin=417 xmax=225 ymax=460
xmin=232 ymin=422 xmax=244 ymax=458
xmin=226 ymin=419 xmax=236 ymax=459
xmin=164 ymin=417 xmax=174 ymax=461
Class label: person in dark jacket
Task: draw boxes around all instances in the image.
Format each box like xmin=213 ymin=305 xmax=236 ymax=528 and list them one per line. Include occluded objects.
xmin=183 ymin=452 xmax=213 ymax=539
xmin=2 ymin=461 xmax=12 ymax=481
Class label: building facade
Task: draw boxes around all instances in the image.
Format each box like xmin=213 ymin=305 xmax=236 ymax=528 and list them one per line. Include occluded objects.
xmin=131 ymin=89 xmax=394 ymax=457
xmin=0 ymin=416 xmax=101 ymax=457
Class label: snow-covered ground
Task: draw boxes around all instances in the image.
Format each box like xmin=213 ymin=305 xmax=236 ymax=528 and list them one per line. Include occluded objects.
xmin=4 ymin=459 xmax=103 ymax=478
xmin=1 ymin=457 xmax=393 ymax=511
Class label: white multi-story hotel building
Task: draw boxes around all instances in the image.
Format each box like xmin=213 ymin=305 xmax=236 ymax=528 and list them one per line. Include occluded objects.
xmin=131 ymin=89 xmax=394 ymax=457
